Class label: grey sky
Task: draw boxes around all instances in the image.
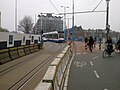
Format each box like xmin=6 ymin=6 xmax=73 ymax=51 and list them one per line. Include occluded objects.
xmin=0 ymin=0 xmax=120 ymax=32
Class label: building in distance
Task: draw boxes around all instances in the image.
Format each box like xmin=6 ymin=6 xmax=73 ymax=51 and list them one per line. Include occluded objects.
xmin=33 ymin=13 xmax=63 ymax=34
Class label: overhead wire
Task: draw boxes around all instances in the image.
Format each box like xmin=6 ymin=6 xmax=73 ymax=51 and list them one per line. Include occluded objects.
xmin=58 ymin=10 xmax=106 ymax=15
xmin=92 ymin=0 xmax=103 ymax=11
xmin=58 ymin=0 xmax=105 ymax=15
xmin=75 ymin=0 xmax=99 ymax=12
xmin=49 ymin=0 xmax=60 ymax=13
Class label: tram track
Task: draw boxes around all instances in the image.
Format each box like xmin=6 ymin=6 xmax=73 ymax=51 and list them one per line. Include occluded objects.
xmin=0 ymin=43 xmax=62 ymax=76
xmin=4 ymin=43 xmax=65 ymax=90
xmin=0 ymin=50 xmax=47 ymax=76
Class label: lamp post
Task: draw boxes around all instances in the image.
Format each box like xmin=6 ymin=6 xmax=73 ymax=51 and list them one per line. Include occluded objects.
xmin=72 ymin=0 xmax=74 ymax=41
xmin=40 ymin=13 xmax=43 ymax=35
xmin=61 ymin=6 xmax=69 ymax=41
xmin=0 ymin=12 xmax=1 ymax=28
xmin=106 ymin=0 xmax=110 ymax=38
xmin=66 ymin=18 xmax=72 ymax=40
xmin=15 ymin=0 xmax=17 ymax=32
xmin=38 ymin=13 xmax=43 ymax=35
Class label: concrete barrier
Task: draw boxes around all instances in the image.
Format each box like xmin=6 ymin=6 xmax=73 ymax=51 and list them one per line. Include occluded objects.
xmin=0 ymin=49 xmax=11 ymax=64
xmin=34 ymin=44 xmax=39 ymax=52
xmin=35 ymin=45 xmax=73 ymax=90
xmin=17 ymin=46 xmax=25 ymax=57
xmin=42 ymin=66 xmax=58 ymax=90
xmin=34 ymin=82 xmax=52 ymax=90
xmin=57 ymin=51 xmax=69 ymax=90
xmin=0 ymin=44 xmax=41 ymax=65
xmin=9 ymin=47 xmax=19 ymax=60
xmin=24 ymin=45 xmax=31 ymax=55
xmin=29 ymin=44 xmax=35 ymax=53
xmin=50 ymin=58 xmax=62 ymax=90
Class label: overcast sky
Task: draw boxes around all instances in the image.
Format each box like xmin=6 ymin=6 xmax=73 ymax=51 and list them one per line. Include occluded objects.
xmin=0 ymin=0 xmax=120 ymax=32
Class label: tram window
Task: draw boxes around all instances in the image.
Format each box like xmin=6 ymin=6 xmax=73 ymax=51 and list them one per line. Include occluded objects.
xmin=9 ymin=35 xmax=13 ymax=44
xmin=59 ymin=33 xmax=64 ymax=38
xmin=49 ymin=34 xmax=52 ymax=38
xmin=31 ymin=36 xmax=34 ymax=42
xmin=54 ymin=34 xmax=58 ymax=39
xmin=29 ymin=35 xmax=31 ymax=38
xmin=38 ymin=37 xmax=41 ymax=42
xmin=23 ymin=36 xmax=25 ymax=43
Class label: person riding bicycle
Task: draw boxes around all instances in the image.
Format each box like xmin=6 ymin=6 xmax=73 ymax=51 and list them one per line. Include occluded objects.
xmin=105 ymin=37 xmax=114 ymax=52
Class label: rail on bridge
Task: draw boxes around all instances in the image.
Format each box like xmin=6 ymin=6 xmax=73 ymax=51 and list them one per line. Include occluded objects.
xmin=34 ymin=45 xmax=74 ymax=90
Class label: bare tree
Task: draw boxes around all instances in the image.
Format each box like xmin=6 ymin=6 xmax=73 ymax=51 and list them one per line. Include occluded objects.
xmin=18 ymin=16 xmax=33 ymax=34
xmin=0 ymin=28 xmax=9 ymax=32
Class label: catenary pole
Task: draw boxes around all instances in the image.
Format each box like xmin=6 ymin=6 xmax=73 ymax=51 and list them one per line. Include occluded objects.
xmin=61 ymin=6 xmax=69 ymax=41
xmin=72 ymin=0 xmax=74 ymax=41
xmin=15 ymin=0 xmax=17 ymax=32
xmin=106 ymin=0 xmax=110 ymax=38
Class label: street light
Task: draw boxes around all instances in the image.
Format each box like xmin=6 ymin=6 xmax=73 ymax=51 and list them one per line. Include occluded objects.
xmin=66 ymin=17 xmax=72 ymax=40
xmin=15 ymin=0 xmax=17 ymax=32
xmin=106 ymin=0 xmax=110 ymax=38
xmin=38 ymin=13 xmax=43 ymax=35
xmin=61 ymin=6 xmax=69 ymax=41
xmin=72 ymin=0 xmax=74 ymax=41
xmin=0 ymin=12 xmax=1 ymax=28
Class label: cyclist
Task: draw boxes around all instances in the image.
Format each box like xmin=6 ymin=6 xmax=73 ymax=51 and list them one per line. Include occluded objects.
xmin=105 ymin=37 xmax=114 ymax=52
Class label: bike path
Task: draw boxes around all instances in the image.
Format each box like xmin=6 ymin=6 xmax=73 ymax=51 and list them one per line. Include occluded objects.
xmin=67 ymin=42 xmax=120 ymax=90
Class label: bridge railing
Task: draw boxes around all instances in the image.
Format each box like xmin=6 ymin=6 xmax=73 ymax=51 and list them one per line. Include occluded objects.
xmin=34 ymin=45 xmax=73 ymax=90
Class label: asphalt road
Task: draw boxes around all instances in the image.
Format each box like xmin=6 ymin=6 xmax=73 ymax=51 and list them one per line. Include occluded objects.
xmin=68 ymin=42 xmax=120 ymax=90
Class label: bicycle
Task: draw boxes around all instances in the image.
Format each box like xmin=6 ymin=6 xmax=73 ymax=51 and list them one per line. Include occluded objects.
xmin=102 ymin=43 xmax=114 ymax=58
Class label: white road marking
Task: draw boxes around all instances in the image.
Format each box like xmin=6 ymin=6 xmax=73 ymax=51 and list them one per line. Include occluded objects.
xmin=74 ymin=61 xmax=86 ymax=68
xmin=94 ymin=70 xmax=100 ymax=79
xmin=83 ymin=52 xmax=87 ymax=54
xmin=77 ymin=64 xmax=83 ymax=67
xmin=93 ymin=56 xmax=98 ymax=59
xmin=90 ymin=61 xmax=93 ymax=66
xmin=81 ymin=61 xmax=86 ymax=65
xmin=104 ymin=89 xmax=108 ymax=90
xmin=76 ymin=53 xmax=81 ymax=55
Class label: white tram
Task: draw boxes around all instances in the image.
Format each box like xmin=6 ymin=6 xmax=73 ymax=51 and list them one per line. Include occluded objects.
xmin=43 ymin=31 xmax=64 ymax=43
xmin=0 ymin=32 xmax=42 ymax=50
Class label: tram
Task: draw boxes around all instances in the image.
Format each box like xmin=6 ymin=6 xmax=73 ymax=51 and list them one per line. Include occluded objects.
xmin=43 ymin=31 xmax=64 ymax=43
xmin=0 ymin=32 xmax=42 ymax=50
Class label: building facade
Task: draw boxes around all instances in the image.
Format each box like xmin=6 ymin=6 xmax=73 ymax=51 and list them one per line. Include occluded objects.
xmin=33 ymin=14 xmax=63 ymax=34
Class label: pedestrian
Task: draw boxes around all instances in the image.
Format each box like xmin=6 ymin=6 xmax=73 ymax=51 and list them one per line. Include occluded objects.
xmin=88 ymin=36 xmax=94 ymax=52
xmin=93 ymin=37 xmax=96 ymax=48
xmin=99 ymin=37 xmax=102 ymax=50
